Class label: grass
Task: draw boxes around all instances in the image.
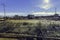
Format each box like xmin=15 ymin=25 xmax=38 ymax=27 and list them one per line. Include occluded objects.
xmin=5 ymin=19 xmax=60 ymax=33
xmin=6 ymin=19 xmax=60 ymax=25
xmin=7 ymin=19 xmax=40 ymax=24
xmin=0 ymin=19 xmax=60 ymax=38
xmin=0 ymin=38 xmax=17 ymax=40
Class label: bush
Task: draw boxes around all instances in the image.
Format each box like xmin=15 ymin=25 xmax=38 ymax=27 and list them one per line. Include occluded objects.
xmin=22 ymin=22 xmax=29 ymax=25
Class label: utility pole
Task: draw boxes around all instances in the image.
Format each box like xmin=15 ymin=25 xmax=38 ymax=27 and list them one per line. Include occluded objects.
xmin=1 ymin=3 xmax=6 ymax=20
xmin=54 ymin=8 xmax=57 ymax=23
xmin=55 ymin=8 xmax=57 ymax=14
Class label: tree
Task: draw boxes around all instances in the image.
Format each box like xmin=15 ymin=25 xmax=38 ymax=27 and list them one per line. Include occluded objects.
xmin=27 ymin=15 xmax=35 ymax=19
xmin=13 ymin=15 xmax=20 ymax=19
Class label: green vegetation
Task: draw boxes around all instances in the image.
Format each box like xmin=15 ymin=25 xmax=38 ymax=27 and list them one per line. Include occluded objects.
xmin=0 ymin=19 xmax=60 ymax=40
xmin=0 ymin=38 xmax=17 ymax=40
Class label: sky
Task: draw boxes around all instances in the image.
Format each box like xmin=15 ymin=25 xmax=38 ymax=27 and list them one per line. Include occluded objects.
xmin=0 ymin=0 xmax=60 ymax=16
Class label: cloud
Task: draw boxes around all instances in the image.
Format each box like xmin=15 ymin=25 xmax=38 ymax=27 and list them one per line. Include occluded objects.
xmin=37 ymin=0 xmax=52 ymax=10
xmin=41 ymin=0 xmax=52 ymax=10
xmin=41 ymin=3 xmax=52 ymax=10
xmin=44 ymin=0 xmax=50 ymax=3
xmin=0 ymin=12 xmax=26 ymax=16
xmin=32 ymin=12 xmax=59 ymax=16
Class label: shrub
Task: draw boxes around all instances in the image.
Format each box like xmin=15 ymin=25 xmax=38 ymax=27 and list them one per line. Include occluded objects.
xmin=22 ymin=22 xmax=29 ymax=25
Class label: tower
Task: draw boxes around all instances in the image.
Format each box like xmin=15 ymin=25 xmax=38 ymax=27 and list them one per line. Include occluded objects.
xmin=1 ymin=3 xmax=6 ymax=20
xmin=54 ymin=8 xmax=59 ymax=17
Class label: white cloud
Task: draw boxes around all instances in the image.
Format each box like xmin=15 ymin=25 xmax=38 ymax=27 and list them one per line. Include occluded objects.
xmin=37 ymin=0 xmax=53 ymax=10
xmin=41 ymin=3 xmax=51 ymax=10
xmin=32 ymin=12 xmax=59 ymax=16
xmin=44 ymin=0 xmax=50 ymax=3
xmin=41 ymin=0 xmax=52 ymax=10
xmin=0 ymin=12 xmax=59 ymax=16
xmin=0 ymin=12 xmax=26 ymax=16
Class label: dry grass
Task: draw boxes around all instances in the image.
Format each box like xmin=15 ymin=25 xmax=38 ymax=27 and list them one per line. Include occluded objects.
xmin=7 ymin=19 xmax=60 ymax=25
xmin=0 ymin=38 xmax=17 ymax=40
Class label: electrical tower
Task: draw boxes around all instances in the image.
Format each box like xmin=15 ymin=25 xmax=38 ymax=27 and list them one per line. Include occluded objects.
xmin=1 ymin=3 xmax=6 ymax=20
xmin=55 ymin=8 xmax=57 ymax=14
